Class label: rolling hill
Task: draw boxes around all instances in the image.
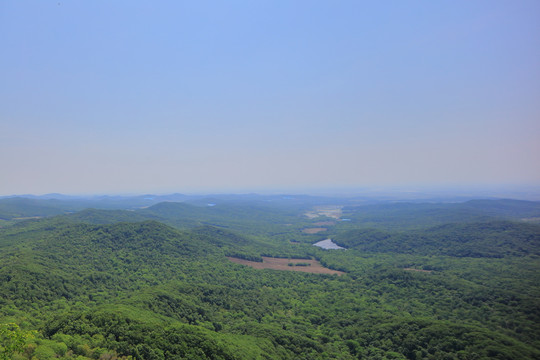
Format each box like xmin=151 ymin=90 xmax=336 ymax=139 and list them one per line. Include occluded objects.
xmin=0 ymin=197 xmax=539 ymax=359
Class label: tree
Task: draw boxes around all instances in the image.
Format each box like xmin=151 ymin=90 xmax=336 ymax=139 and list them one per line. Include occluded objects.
xmin=0 ymin=323 xmax=35 ymax=360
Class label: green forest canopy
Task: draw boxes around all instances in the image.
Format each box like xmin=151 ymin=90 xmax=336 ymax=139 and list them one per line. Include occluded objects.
xmin=0 ymin=195 xmax=539 ymax=359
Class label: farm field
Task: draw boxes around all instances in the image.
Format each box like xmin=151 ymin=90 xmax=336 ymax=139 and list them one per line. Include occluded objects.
xmin=304 ymin=205 xmax=343 ymax=219
xmin=302 ymin=227 xmax=327 ymax=234
xmin=227 ymin=256 xmax=345 ymax=275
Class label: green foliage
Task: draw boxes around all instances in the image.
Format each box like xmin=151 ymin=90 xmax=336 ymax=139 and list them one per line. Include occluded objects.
xmin=0 ymin=323 xmax=35 ymax=360
xmin=0 ymin=198 xmax=539 ymax=359
xmin=0 ymin=198 xmax=68 ymax=220
xmin=334 ymin=220 xmax=540 ymax=257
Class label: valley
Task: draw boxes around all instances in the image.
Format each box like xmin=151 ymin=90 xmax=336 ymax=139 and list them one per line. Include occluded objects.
xmin=0 ymin=194 xmax=539 ymax=359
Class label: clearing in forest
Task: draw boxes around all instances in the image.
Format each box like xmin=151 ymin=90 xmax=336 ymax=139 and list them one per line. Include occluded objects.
xmin=227 ymin=256 xmax=345 ymax=275
xmin=302 ymin=227 xmax=327 ymax=234
xmin=304 ymin=206 xmax=343 ymax=219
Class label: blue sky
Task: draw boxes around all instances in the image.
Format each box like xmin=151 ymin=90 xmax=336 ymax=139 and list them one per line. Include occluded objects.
xmin=1 ymin=1 xmax=539 ymax=195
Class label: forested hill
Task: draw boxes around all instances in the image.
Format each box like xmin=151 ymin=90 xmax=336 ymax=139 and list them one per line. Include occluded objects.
xmin=0 ymin=193 xmax=340 ymax=224
xmin=341 ymin=199 xmax=540 ymax=230
xmin=62 ymin=208 xmax=151 ymax=224
xmin=61 ymin=201 xmax=307 ymax=239
xmin=458 ymin=199 xmax=540 ymax=218
xmin=0 ymin=220 xmax=218 ymax=304
xmin=334 ymin=220 xmax=540 ymax=257
xmin=1 ymin=198 xmax=540 ymax=359
xmin=0 ymin=197 xmax=74 ymax=220
xmin=3 ymin=195 xmax=540 ymax=225
xmin=0 ymin=219 xmax=300 ymax=358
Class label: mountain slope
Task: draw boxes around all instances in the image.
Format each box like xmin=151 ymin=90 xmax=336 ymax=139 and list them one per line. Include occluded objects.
xmin=0 ymin=197 xmax=73 ymax=220
xmin=341 ymin=199 xmax=540 ymax=230
xmin=334 ymin=220 xmax=540 ymax=257
xmin=0 ymin=219 xmax=300 ymax=359
xmin=1 ymin=202 xmax=539 ymax=359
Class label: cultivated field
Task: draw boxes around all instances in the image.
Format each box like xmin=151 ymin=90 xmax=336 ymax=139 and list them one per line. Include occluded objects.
xmin=304 ymin=206 xmax=343 ymax=219
xmin=227 ymin=256 xmax=345 ymax=275
xmin=302 ymin=227 xmax=327 ymax=234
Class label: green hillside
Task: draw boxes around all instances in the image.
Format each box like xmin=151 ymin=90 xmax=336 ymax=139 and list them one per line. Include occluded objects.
xmin=0 ymin=198 xmax=73 ymax=220
xmin=0 ymin=199 xmax=539 ymax=359
xmin=340 ymin=199 xmax=540 ymax=230
xmin=334 ymin=220 xmax=540 ymax=257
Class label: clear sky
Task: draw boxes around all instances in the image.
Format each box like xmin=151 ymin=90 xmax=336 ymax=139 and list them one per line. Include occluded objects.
xmin=1 ymin=1 xmax=539 ymax=195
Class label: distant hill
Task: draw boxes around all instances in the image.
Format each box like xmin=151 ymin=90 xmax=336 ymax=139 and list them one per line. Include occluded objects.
xmin=334 ymin=220 xmax=540 ymax=257
xmin=341 ymin=199 xmax=540 ymax=230
xmin=0 ymin=197 xmax=77 ymax=220
xmin=3 ymin=194 xmax=540 ymax=227
xmin=64 ymin=208 xmax=152 ymax=224
xmin=457 ymin=199 xmax=540 ymax=219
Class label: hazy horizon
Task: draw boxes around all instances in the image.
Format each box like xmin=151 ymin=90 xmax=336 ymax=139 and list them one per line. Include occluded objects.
xmin=2 ymin=1 xmax=539 ymax=196
xmin=3 ymin=183 xmax=540 ymax=202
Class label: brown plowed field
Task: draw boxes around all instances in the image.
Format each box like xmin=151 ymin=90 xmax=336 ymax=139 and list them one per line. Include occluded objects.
xmin=227 ymin=256 xmax=344 ymax=275
xmin=302 ymin=227 xmax=327 ymax=234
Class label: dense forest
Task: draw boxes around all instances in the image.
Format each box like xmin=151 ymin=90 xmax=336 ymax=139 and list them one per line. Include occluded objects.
xmin=0 ymin=195 xmax=539 ymax=359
